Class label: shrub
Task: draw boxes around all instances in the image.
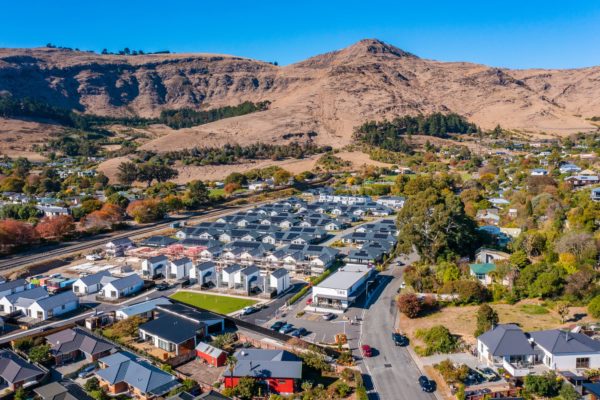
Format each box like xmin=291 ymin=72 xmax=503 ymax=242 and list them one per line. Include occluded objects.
xmin=397 ymin=293 xmax=422 ymax=318
xmin=524 ymin=372 xmax=561 ymax=397
xmin=335 ymin=382 xmax=351 ymax=397
xmin=415 ymin=325 xmax=458 ymax=355
xmin=434 ymin=359 xmax=469 ymax=384
xmin=588 ymin=295 xmax=600 ymax=318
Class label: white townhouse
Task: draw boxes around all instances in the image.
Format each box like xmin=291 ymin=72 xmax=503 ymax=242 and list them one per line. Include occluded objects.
xmin=28 ymin=291 xmax=79 ymax=320
xmin=167 ymin=257 xmax=193 ymax=280
xmin=99 ymin=274 xmax=144 ymax=300
xmin=72 ymin=271 xmax=115 ymax=295
xmin=141 ymin=255 xmax=169 ymax=279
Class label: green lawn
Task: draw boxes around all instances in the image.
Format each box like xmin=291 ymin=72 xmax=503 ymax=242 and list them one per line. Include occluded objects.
xmin=519 ymin=304 xmax=549 ymax=315
xmin=170 ymin=291 xmax=258 ymax=314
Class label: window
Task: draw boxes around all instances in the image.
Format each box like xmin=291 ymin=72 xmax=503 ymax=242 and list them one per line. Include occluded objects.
xmin=576 ymin=358 xmax=590 ymax=369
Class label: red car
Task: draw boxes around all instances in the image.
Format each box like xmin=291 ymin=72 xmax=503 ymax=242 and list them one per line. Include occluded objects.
xmin=306 ymin=298 xmax=313 ymax=305
xmin=361 ymin=344 xmax=373 ymax=357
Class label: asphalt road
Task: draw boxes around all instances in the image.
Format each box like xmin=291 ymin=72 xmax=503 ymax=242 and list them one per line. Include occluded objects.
xmin=359 ymin=254 xmax=435 ymax=400
xmin=236 ymin=281 xmax=307 ymax=326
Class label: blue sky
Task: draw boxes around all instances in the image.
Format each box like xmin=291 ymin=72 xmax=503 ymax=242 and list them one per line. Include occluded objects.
xmin=2 ymin=1 xmax=600 ymax=69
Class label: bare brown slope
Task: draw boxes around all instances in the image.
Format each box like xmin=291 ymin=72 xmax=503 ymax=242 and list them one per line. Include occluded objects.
xmin=1 ymin=39 xmax=600 ymax=153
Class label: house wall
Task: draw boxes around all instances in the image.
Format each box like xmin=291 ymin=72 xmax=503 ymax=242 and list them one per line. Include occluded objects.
xmin=538 ymin=348 xmax=600 ymax=370
xmin=29 ymin=299 xmax=78 ymax=320
xmin=196 ymin=350 xmax=226 ymax=367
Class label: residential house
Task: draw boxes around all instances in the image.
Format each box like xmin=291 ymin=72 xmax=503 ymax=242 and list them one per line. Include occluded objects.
xmin=375 ymin=196 xmax=405 ymax=209
xmin=72 ymin=271 xmax=115 ymax=295
xmin=105 ymin=238 xmax=134 ymax=257
xmin=0 ymin=287 xmax=49 ymax=315
xmin=0 ymin=349 xmax=45 ymax=390
xmin=476 ymin=209 xmax=500 ymax=225
xmin=167 ymin=258 xmax=193 ymax=280
xmin=559 ymin=163 xmax=582 ymax=174
xmin=531 ymin=168 xmax=549 ymax=176
xmin=592 ymin=188 xmax=600 ymax=202
xmin=268 ymin=268 xmax=291 ymax=294
xmin=469 ymin=263 xmax=497 ymax=286
xmin=141 ymin=236 xmax=178 ymax=248
xmin=115 ymin=298 xmax=172 ymax=320
xmin=141 ymin=255 xmax=169 ymax=279
xmin=99 ymin=274 xmax=144 ymax=300
xmin=0 ymin=279 xmax=28 ymax=298
xmin=138 ymin=313 xmax=205 ymax=356
xmin=190 ymin=262 xmax=217 ymax=287
xmin=564 ymin=175 xmax=600 ymax=187
xmin=476 ymin=248 xmax=510 ymax=264
xmin=96 ymin=351 xmax=180 ymax=399
xmin=28 ymin=291 xmax=79 ymax=320
xmin=34 ymin=381 xmax=87 ymax=400
xmin=477 ymin=324 xmax=536 ymax=377
xmin=36 ymin=205 xmax=70 ymax=218
xmin=45 ymin=327 xmax=115 ymax=365
xmin=224 ymin=349 xmax=302 ymax=395
xmin=529 ymin=330 xmax=600 ymax=370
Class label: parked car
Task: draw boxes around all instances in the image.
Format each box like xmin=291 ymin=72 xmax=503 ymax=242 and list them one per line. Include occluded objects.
xmin=155 ymin=282 xmax=169 ymax=291
xmin=270 ymin=321 xmax=286 ymax=331
xmin=361 ymin=344 xmax=373 ymax=357
xmin=476 ymin=367 xmax=499 ymax=382
xmin=322 ymin=312 xmax=335 ymax=321
xmin=78 ymin=364 xmax=96 ymax=379
xmin=418 ymin=376 xmax=435 ymax=392
xmin=392 ymin=332 xmax=408 ymax=346
xmin=290 ymin=327 xmax=308 ymax=337
xmin=241 ymin=306 xmax=257 ymax=316
xmin=306 ymin=298 xmax=313 ymax=305
xmin=279 ymin=323 xmax=294 ymax=334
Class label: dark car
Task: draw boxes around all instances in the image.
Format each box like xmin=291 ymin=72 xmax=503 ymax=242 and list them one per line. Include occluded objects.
xmin=419 ymin=376 xmax=435 ymax=393
xmin=155 ymin=282 xmax=169 ymax=291
xmin=270 ymin=321 xmax=286 ymax=331
xmin=279 ymin=323 xmax=294 ymax=334
xmin=290 ymin=327 xmax=308 ymax=337
xmin=361 ymin=344 xmax=373 ymax=358
xmin=392 ymin=332 xmax=408 ymax=346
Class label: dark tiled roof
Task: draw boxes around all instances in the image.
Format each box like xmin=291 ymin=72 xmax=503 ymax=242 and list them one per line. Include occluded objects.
xmin=46 ymin=328 xmax=114 ymax=358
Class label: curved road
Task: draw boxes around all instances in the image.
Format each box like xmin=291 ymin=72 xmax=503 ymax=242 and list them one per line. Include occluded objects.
xmin=359 ymin=256 xmax=435 ymax=400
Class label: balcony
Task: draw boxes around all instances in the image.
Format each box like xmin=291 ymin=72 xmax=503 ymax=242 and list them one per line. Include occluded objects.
xmin=502 ymin=359 xmax=531 ymax=377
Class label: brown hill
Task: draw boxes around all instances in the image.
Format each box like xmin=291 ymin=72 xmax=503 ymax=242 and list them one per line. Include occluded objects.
xmin=1 ymin=39 xmax=599 ymax=153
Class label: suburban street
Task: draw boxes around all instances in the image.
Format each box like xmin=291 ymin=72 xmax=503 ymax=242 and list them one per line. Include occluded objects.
xmin=358 ymin=253 xmax=435 ymax=400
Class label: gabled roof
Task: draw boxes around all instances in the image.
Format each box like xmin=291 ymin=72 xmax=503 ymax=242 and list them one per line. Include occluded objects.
xmin=240 ymin=265 xmax=260 ymax=276
xmin=197 ymin=261 xmax=216 ymax=271
xmin=104 ymin=274 xmax=143 ymax=291
xmin=0 ymin=349 xmax=44 ymax=384
xmin=530 ymin=330 xmax=600 ymax=355
xmin=0 ymin=279 xmax=27 ymax=293
xmin=46 ymin=327 xmax=115 ymax=357
xmin=146 ymin=255 xmax=169 ymax=264
xmin=117 ymin=297 xmax=172 ymax=318
xmin=3 ymin=286 xmax=49 ymax=305
xmin=34 ymin=291 xmax=78 ymax=311
xmin=477 ymin=324 xmax=535 ymax=357
xmin=271 ymin=268 xmax=288 ymax=278
xmin=231 ymin=349 xmax=302 ymax=379
xmin=195 ymin=342 xmax=226 ymax=359
xmin=96 ymin=351 xmax=179 ymax=395
xmin=171 ymin=257 xmax=192 ymax=266
xmin=77 ymin=271 xmax=113 ymax=286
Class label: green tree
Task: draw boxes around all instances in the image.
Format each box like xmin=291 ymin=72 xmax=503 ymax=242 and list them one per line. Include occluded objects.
xmin=116 ymin=161 xmax=138 ymax=185
xmin=234 ymin=376 xmax=258 ymax=400
xmin=588 ymin=295 xmax=600 ymax=319
xmin=415 ymin=325 xmax=457 ymax=355
xmin=475 ymin=304 xmax=499 ymax=336
xmin=84 ymin=377 xmax=100 ymax=392
xmin=184 ymin=180 xmax=209 ymax=209
xmin=559 ymin=382 xmax=581 ymax=400
xmin=224 ymin=172 xmax=247 ymax=186
xmin=524 ymin=372 xmax=561 ymax=397
xmin=396 ymin=188 xmax=480 ymax=262
xmin=28 ymin=344 xmax=51 ymax=363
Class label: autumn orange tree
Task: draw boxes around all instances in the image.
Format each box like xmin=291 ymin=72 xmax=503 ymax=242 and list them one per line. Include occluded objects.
xmin=126 ymin=199 xmax=166 ymax=223
xmin=0 ymin=219 xmax=37 ymax=253
xmin=35 ymin=215 xmax=76 ymax=240
xmin=82 ymin=203 xmax=123 ymax=232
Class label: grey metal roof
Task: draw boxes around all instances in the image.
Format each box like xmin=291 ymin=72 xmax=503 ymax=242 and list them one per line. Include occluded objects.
xmin=147 ymin=255 xmax=169 ymax=263
xmin=240 ymin=265 xmax=260 ymax=276
xmin=0 ymin=349 xmax=44 ymax=384
xmin=271 ymin=268 xmax=288 ymax=278
xmin=105 ymin=274 xmax=143 ymax=291
xmin=0 ymin=279 xmax=27 ymax=293
xmin=35 ymin=291 xmax=78 ymax=311
xmin=172 ymin=257 xmax=192 ymax=266
xmin=117 ymin=297 xmax=172 ymax=318
xmin=4 ymin=286 xmax=48 ymax=304
xmin=477 ymin=324 xmax=535 ymax=357
xmin=139 ymin=314 xmax=203 ymax=344
xmin=223 ymin=264 xmax=242 ymax=274
xmin=77 ymin=271 xmax=113 ymax=286
xmin=530 ymin=330 xmax=600 ymax=355
xmin=97 ymin=351 xmax=179 ymax=395
xmin=34 ymin=381 xmax=79 ymax=400
xmin=46 ymin=327 xmax=114 ymax=357
xmin=231 ymin=349 xmax=302 ymax=379
xmin=197 ymin=261 xmax=216 ymax=271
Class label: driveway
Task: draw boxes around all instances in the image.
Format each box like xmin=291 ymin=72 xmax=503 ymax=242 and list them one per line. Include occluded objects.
xmin=358 ymin=252 xmax=435 ymax=400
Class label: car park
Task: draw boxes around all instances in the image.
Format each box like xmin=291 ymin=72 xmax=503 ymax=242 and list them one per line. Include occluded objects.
xmin=279 ymin=323 xmax=294 ymax=334
xmin=392 ymin=332 xmax=408 ymax=346
xmin=361 ymin=344 xmax=373 ymax=357
xmin=270 ymin=321 xmax=286 ymax=331
xmin=290 ymin=327 xmax=308 ymax=337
